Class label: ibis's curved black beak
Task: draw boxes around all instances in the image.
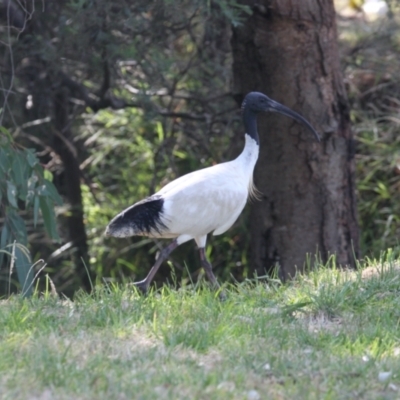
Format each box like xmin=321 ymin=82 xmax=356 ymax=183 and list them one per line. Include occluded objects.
xmin=267 ymin=100 xmax=321 ymax=142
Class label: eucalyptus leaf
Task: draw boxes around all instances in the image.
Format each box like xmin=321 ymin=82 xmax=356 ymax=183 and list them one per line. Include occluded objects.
xmin=0 ymin=126 xmax=13 ymax=141
xmin=44 ymin=179 xmax=63 ymax=205
xmin=11 ymin=153 xmax=25 ymax=188
xmin=39 ymin=196 xmax=60 ymax=241
xmin=37 ymin=184 xmax=51 ymax=197
xmin=14 ymin=245 xmax=33 ymax=297
xmin=12 ymin=153 xmax=29 ymax=200
xmin=6 ymin=181 xmax=18 ymax=208
xmin=26 ymin=149 xmax=39 ymax=167
xmin=27 ymin=175 xmax=38 ymax=190
xmin=1 ymin=140 xmax=62 ymax=288
xmin=7 ymin=210 xmax=28 ymax=245
xmin=0 ymin=223 xmax=9 ymax=268
xmin=26 ymin=175 xmax=39 ymax=207
xmin=33 ymin=195 xmax=40 ymax=227
xmin=0 ymin=147 xmax=10 ymax=174
xmin=43 ymin=169 xmax=53 ymax=181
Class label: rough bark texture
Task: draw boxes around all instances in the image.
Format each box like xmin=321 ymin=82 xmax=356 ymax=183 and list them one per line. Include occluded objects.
xmin=53 ymin=88 xmax=93 ymax=292
xmin=232 ymin=0 xmax=359 ymax=279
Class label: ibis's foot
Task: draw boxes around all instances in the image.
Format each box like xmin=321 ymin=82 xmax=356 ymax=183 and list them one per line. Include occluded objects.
xmin=132 ymin=280 xmax=149 ymax=295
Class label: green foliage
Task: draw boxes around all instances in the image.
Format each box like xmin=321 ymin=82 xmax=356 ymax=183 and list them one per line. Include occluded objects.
xmin=7 ymin=0 xmax=400 ymax=293
xmin=0 ymin=132 xmax=62 ymax=296
xmin=0 ymin=0 xmax=253 ymax=291
xmin=55 ymin=0 xmax=250 ymax=285
xmin=339 ymin=11 xmax=400 ymax=256
xmin=356 ymin=124 xmax=400 ymax=254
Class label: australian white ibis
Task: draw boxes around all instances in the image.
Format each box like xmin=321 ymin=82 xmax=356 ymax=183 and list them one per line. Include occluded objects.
xmin=105 ymin=92 xmax=320 ymax=294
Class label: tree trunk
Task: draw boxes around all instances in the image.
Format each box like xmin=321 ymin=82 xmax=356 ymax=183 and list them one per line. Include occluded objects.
xmin=53 ymin=88 xmax=92 ymax=292
xmin=232 ymin=0 xmax=359 ymax=279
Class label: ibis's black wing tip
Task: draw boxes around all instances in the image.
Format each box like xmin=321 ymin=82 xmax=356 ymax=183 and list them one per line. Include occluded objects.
xmin=106 ymin=195 xmax=167 ymax=238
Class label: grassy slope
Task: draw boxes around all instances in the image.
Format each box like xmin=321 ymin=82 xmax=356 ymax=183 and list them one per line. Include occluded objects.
xmin=1 ymin=258 xmax=400 ymax=400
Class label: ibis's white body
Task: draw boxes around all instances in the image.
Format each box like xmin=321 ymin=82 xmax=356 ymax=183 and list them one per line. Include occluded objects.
xmin=105 ymin=91 xmax=319 ymax=292
xmin=150 ymin=133 xmax=258 ymax=247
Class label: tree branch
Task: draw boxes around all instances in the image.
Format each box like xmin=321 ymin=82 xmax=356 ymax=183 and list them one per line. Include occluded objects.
xmin=58 ymin=71 xmax=234 ymax=123
xmin=158 ymin=111 xmax=208 ymax=121
xmin=59 ymin=72 xmax=140 ymax=112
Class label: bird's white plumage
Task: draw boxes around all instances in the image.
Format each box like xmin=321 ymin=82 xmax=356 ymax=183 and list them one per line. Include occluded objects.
xmin=154 ymin=134 xmax=259 ymax=246
xmin=105 ymin=91 xmax=319 ymax=293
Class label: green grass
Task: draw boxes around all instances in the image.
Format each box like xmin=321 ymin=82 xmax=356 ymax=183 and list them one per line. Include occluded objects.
xmin=1 ymin=257 xmax=400 ymax=399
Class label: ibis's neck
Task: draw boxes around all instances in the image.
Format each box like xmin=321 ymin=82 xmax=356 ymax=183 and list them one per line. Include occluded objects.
xmin=236 ymin=107 xmax=260 ymax=174
xmin=236 ymin=133 xmax=259 ymax=174
xmin=243 ymin=108 xmax=259 ymax=145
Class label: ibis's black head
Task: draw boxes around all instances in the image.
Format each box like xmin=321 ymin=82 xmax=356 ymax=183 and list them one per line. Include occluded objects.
xmin=241 ymin=92 xmax=274 ymax=114
xmin=242 ymin=91 xmax=320 ymax=142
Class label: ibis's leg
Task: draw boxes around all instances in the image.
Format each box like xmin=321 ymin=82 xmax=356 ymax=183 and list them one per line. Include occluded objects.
xmin=133 ymin=239 xmax=178 ymax=294
xmin=199 ymin=248 xmax=220 ymax=289
xmin=199 ymin=247 xmax=219 ymax=289
xmin=199 ymin=248 xmax=225 ymax=300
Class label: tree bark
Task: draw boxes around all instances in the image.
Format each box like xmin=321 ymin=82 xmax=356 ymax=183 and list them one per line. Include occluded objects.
xmin=53 ymin=88 xmax=93 ymax=292
xmin=232 ymin=0 xmax=359 ymax=279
